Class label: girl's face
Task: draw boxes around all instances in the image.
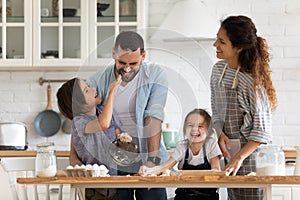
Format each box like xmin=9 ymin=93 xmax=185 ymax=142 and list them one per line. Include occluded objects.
xmin=213 ymin=27 xmax=240 ymax=65
xmin=184 ymin=113 xmax=208 ymax=144
xmin=79 ymin=80 xmax=101 ymax=107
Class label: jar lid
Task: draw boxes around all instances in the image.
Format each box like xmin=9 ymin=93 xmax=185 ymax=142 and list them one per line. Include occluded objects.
xmin=258 ymin=144 xmax=283 ymax=151
xmin=37 ymin=142 xmax=55 ymax=148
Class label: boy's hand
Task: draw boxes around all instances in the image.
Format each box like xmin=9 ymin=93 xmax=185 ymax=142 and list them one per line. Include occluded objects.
xmin=109 ymin=74 xmax=122 ymax=95
xmin=118 ymin=132 xmax=132 ymax=143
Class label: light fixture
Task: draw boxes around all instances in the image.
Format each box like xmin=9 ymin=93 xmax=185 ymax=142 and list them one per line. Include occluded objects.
xmin=151 ymin=0 xmax=219 ymax=42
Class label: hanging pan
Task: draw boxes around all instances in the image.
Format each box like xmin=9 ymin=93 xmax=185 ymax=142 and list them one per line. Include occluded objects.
xmin=34 ymin=83 xmax=61 ymax=137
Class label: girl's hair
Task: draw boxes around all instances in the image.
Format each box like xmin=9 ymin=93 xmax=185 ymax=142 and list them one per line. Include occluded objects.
xmin=221 ymin=15 xmax=277 ymax=111
xmin=56 ymin=77 xmax=86 ymax=120
xmin=183 ymin=108 xmax=212 ymax=136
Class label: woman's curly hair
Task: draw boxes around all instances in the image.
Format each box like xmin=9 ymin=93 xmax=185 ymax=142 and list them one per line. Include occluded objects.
xmin=221 ymin=15 xmax=277 ymax=111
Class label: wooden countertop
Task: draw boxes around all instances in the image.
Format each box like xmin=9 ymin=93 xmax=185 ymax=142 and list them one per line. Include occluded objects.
xmin=0 ymin=149 xmax=296 ymax=158
xmin=0 ymin=150 xmax=70 ymax=157
xmin=17 ymin=175 xmax=300 ymax=186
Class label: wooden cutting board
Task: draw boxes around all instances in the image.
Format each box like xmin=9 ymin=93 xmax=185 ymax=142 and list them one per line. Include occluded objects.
xmin=170 ymin=170 xmax=227 ymax=176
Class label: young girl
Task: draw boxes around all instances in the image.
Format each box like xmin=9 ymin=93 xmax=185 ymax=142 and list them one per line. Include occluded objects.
xmin=138 ymin=108 xmax=222 ymax=200
xmin=57 ymin=76 xmax=131 ymax=200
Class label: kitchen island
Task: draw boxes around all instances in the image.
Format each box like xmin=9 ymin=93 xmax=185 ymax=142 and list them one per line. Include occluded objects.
xmin=17 ymin=174 xmax=300 ymax=200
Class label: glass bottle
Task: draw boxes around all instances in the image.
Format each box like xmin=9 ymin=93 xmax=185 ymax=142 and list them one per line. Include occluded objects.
xmin=256 ymin=144 xmax=285 ymax=175
xmin=35 ymin=142 xmax=57 ymax=177
xmin=294 ymin=146 xmax=300 ymax=175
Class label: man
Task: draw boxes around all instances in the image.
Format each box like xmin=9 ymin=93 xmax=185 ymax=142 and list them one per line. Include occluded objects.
xmin=71 ymin=31 xmax=169 ymax=200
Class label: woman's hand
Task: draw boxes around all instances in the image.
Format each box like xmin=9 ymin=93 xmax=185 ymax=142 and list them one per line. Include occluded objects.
xmin=223 ymin=140 xmax=261 ymax=176
xmin=224 ymin=156 xmax=243 ymax=176
xmin=218 ymin=131 xmax=231 ymax=158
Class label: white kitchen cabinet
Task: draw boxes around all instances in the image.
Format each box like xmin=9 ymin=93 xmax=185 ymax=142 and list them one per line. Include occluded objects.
xmin=272 ymin=185 xmax=300 ymax=200
xmin=88 ymin=0 xmax=147 ymax=67
xmin=0 ymin=0 xmax=32 ymax=67
xmin=292 ymin=186 xmax=300 ymax=200
xmin=1 ymin=0 xmax=147 ymax=68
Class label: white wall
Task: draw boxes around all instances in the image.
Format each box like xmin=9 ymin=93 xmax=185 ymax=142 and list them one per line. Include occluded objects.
xmin=148 ymin=0 xmax=300 ymax=147
xmin=1 ymin=0 xmax=300 ymax=149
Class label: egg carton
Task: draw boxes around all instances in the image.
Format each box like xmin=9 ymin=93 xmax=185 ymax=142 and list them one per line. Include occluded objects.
xmin=63 ymin=168 xmax=97 ymax=177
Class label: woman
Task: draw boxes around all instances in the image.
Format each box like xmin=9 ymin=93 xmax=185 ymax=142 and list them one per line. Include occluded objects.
xmin=210 ymin=15 xmax=277 ymax=199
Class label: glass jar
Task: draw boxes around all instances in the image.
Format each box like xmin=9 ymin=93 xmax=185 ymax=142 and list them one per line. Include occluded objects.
xmin=35 ymin=142 xmax=57 ymax=177
xmin=256 ymin=144 xmax=285 ymax=175
xmin=294 ymin=146 xmax=300 ymax=175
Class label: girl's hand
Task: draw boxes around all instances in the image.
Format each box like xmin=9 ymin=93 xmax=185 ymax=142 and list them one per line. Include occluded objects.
xmin=218 ymin=131 xmax=231 ymax=159
xmin=138 ymin=165 xmax=160 ymax=176
xmin=138 ymin=165 xmax=151 ymax=176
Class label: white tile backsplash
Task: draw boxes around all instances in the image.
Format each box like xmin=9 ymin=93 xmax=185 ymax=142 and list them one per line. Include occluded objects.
xmin=1 ymin=0 xmax=300 ymax=149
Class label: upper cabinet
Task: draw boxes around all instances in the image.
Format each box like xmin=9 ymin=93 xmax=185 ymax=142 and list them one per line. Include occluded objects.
xmin=88 ymin=0 xmax=146 ymax=67
xmin=0 ymin=0 xmax=32 ymax=67
xmin=0 ymin=0 xmax=146 ymax=68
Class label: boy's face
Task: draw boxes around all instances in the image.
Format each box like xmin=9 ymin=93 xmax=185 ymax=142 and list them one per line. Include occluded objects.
xmin=185 ymin=113 xmax=208 ymax=144
xmin=113 ymin=47 xmax=146 ymax=83
xmin=79 ymin=80 xmax=101 ymax=106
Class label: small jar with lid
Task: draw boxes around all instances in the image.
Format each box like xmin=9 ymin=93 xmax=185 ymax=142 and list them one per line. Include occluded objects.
xmin=256 ymin=144 xmax=285 ymax=175
xmin=35 ymin=142 xmax=57 ymax=177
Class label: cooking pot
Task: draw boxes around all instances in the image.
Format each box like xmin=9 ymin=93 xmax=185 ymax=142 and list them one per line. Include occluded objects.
xmin=0 ymin=122 xmax=28 ymax=150
xmin=162 ymin=126 xmax=178 ymax=149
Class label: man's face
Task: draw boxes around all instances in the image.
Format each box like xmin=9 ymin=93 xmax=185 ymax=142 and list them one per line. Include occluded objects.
xmin=113 ymin=47 xmax=146 ymax=83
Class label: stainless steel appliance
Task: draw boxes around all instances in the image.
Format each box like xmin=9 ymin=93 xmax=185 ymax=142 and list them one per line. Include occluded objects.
xmin=0 ymin=122 xmax=28 ymax=150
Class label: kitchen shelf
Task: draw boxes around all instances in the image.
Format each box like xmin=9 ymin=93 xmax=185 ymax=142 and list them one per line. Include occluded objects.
xmin=0 ymin=150 xmax=70 ymax=157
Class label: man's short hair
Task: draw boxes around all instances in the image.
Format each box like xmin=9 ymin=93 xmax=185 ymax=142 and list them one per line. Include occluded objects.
xmin=114 ymin=31 xmax=144 ymax=54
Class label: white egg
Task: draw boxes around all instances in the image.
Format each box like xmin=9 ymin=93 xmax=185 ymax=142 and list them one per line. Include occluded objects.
xmin=85 ymin=164 xmax=93 ymax=170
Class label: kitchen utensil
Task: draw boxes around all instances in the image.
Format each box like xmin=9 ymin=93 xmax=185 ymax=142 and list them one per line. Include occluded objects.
xmin=34 ymin=83 xmax=61 ymax=137
xmin=0 ymin=122 xmax=28 ymax=150
xmin=109 ymin=139 xmax=140 ymax=166
xmin=162 ymin=123 xmax=178 ymax=149
xmin=62 ymin=117 xmax=72 ymax=134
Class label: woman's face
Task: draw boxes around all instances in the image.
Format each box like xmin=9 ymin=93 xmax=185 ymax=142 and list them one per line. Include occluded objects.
xmin=79 ymin=80 xmax=101 ymax=107
xmin=213 ymin=27 xmax=240 ymax=65
xmin=184 ymin=113 xmax=208 ymax=144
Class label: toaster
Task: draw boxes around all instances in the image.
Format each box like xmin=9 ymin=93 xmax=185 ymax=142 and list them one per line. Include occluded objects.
xmin=0 ymin=122 xmax=28 ymax=150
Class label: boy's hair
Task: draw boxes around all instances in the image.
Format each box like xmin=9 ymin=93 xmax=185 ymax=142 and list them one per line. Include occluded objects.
xmin=56 ymin=77 xmax=86 ymax=120
xmin=113 ymin=31 xmax=144 ymax=55
xmin=183 ymin=108 xmax=212 ymax=136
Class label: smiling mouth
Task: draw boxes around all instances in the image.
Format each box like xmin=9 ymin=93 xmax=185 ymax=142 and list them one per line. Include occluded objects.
xmin=118 ymin=68 xmax=132 ymax=75
xmin=191 ymin=133 xmax=200 ymax=137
